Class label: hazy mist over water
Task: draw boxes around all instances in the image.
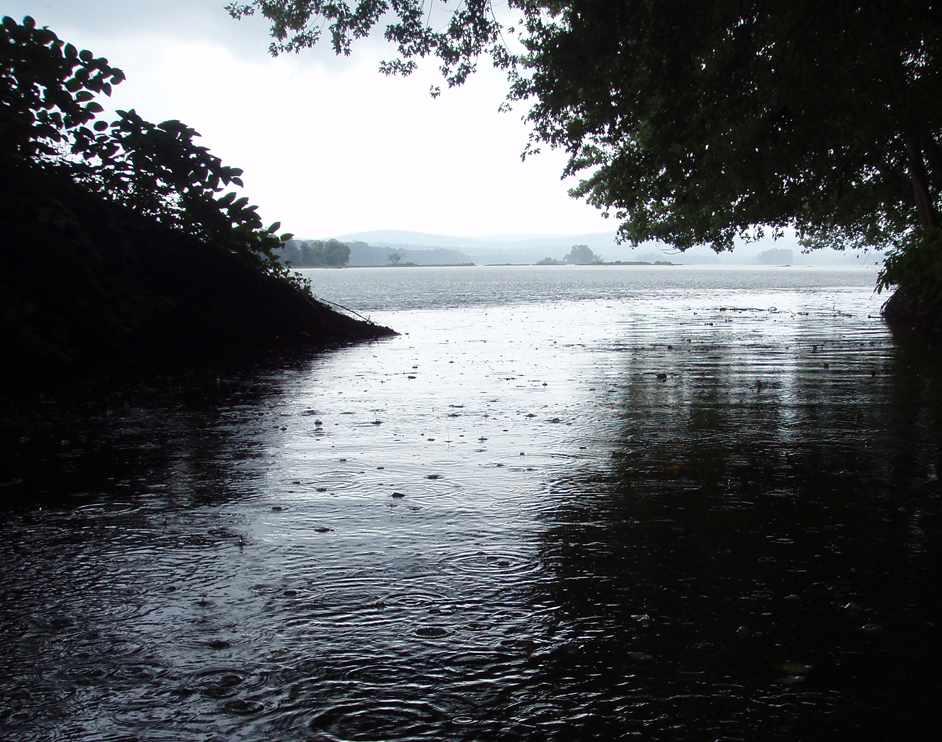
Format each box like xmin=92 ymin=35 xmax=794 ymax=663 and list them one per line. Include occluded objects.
xmin=3 ymin=266 xmax=939 ymax=740
xmin=298 ymin=264 xmax=881 ymax=313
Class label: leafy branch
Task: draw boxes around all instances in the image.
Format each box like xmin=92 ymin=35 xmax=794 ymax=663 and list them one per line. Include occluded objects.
xmin=1 ymin=15 xmax=302 ymax=287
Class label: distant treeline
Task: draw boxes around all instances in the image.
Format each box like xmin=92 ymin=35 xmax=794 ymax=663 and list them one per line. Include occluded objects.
xmin=537 ymin=244 xmax=603 ymax=265
xmin=535 ymin=244 xmax=676 ymax=266
xmin=276 ymin=240 xmax=476 ymax=267
xmin=276 ymin=239 xmax=356 ymax=267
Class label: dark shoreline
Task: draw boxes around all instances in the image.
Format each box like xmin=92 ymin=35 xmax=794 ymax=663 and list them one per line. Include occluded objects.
xmin=1 ymin=168 xmax=394 ymax=394
xmin=881 ymin=284 xmax=942 ymax=339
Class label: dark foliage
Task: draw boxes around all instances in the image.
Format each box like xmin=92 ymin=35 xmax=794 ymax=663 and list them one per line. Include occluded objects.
xmin=0 ymin=167 xmax=388 ymax=384
xmin=1 ymin=15 xmax=298 ymax=272
xmin=0 ymin=16 xmax=392 ymax=387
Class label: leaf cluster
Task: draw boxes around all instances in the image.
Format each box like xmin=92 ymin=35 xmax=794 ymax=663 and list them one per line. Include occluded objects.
xmin=523 ymin=2 xmax=942 ymax=252
xmin=225 ymin=1 xmax=512 ymax=89
xmin=0 ymin=15 xmax=124 ymax=161
xmin=1 ymin=16 xmax=301 ymax=287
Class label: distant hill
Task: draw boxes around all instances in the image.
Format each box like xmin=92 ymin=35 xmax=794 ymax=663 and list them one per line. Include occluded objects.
xmin=337 ymin=229 xmax=650 ymax=264
xmin=336 ymin=230 xmax=479 ymax=250
xmin=335 ymin=230 xmax=883 ymax=266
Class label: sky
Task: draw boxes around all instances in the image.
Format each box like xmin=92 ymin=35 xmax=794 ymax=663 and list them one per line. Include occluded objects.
xmin=4 ymin=0 xmax=615 ymax=240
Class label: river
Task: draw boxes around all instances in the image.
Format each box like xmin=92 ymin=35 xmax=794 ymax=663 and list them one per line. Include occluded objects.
xmin=2 ymin=265 xmax=940 ymax=740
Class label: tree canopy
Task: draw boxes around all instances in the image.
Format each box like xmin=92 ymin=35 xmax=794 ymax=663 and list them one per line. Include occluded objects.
xmin=229 ymin=1 xmax=942 ymax=260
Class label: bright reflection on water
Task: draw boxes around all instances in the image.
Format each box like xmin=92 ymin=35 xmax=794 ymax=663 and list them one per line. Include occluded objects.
xmin=1 ymin=267 xmax=940 ymax=740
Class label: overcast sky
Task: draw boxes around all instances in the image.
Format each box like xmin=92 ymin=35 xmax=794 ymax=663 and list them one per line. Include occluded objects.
xmin=5 ymin=0 xmax=615 ymax=239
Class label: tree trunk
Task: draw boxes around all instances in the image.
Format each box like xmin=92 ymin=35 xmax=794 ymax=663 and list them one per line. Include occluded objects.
xmin=907 ymin=134 xmax=937 ymax=229
xmin=922 ymin=133 xmax=942 ymax=192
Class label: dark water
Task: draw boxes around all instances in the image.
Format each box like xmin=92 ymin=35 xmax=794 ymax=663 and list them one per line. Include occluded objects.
xmin=2 ymin=268 xmax=940 ymax=739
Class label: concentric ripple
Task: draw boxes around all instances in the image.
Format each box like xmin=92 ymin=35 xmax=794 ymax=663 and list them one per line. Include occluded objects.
xmin=438 ymin=547 xmax=543 ymax=582
xmin=307 ymin=699 xmax=448 ymax=741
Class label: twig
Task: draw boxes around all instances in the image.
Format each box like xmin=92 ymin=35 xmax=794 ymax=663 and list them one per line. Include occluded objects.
xmin=316 ymin=296 xmax=374 ymax=324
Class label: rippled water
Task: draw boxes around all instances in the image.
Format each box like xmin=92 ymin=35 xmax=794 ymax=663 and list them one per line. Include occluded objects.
xmin=2 ymin=267 xmax=941 ymax=739
xmin=297 ymin=263 xmax=879 ymax=312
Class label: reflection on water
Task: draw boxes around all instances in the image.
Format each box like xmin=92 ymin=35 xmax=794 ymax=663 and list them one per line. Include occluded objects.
xmin=1 ymin=275 xmax=940 ymax=740
xmin=537 ymin=316 xmax=941 ymax=738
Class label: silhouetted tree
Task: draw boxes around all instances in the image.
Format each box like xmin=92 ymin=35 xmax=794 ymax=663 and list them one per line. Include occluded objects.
xmin=388 ymin=249 xmax=402 ymax=265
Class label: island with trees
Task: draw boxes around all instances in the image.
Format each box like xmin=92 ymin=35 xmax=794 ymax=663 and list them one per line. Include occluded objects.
xmin=536 ymin=244 xmax=672 ymax=266
xmin=0 ymin=16 xmax=392 ymax=388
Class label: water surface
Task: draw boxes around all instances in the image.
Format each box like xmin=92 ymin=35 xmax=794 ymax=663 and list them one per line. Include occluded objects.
xmin=297 ymin=263 xmax=879 ymax=312
xmin=2 ymin=267 xmax=940 ymax=740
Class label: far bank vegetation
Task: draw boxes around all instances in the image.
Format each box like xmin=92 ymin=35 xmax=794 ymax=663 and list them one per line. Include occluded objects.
xmin=537 ymin=244 xmax=671 ymax=266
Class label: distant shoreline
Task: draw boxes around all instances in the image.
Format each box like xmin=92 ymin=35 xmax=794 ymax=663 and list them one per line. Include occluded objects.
xmin=531 ymin=260 xmax=676 ymax=267
xmin=298 ymin=262 xmax=477 ymax=269
xmin=297 ymin=261 xmax=679 ymax=269
xmin=296 ymin=262 xmax=881 ymax=269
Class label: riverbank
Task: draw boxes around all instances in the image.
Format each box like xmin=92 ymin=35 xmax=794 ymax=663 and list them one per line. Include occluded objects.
xmin=881 ymin=284 xmax=942 ymax=339
xmin=0 ymin=167 xmax=394 ymax=392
